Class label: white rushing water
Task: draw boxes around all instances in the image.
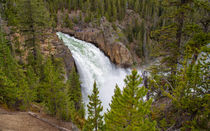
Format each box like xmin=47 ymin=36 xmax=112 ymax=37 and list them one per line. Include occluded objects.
xmin=57 ymin=32 xmax=131 ymax=114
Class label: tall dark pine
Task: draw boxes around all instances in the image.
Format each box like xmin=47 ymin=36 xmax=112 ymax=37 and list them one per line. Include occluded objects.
xmin=84 ymin=81 xmax=103 ymax=131
xmin=68 ymin=67 xmax=82 ymax=110
xmin=0 ymin=29 xmax=18 ymax=106
xmin=16 ymin=0 xmax=51 ymax=63
xmin=150 ymin=0 xmax=194 ymax=88
xmin=152 ymin=1 xmax=191 ymax=63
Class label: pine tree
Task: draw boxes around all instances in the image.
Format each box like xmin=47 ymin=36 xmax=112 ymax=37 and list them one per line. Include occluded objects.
xmin=83 ymin=81 xmax=103 ymax=131
xmin=136 ymin=31 xmax=143 ymax=57
xmin=16 ymin=71 xmax=35 ymax=110
xmin=0 ymin=25 xmax=36 ymax=110
xmin=16 ymin=0 xmax=51 ymax=40
xmin=17 ymin=66 xmax=39 ymax=110
xmin=160 ymin=48 xmax=209 ymax=130
xmin=0 ymin=29 xmax=18 ymax=107
xmin=0 ymin=67 xmax=16 ymax=106
xmin=64 ymin=13 xmax=73 ymax=29
xmin=105 ymin=69 xmax=156 ymax=131
xmin=15 ymin=0 xmax=52 ymax=70
xmin=41 ymin=57 xmax=67 ymax=116
xmin=151 ymin=0 xmax=194 ymax=75
xmin=134 ymin=0 xmax=140 ymax=13
xmin=112 ymin=2 xmax=117 ymax=22
xmin=66 ymin=67 xmax=85 ymax=126
xmin=68 ymin=67 xmax=82 ymax=110
xmin=149 ymin=3 xmax=209 ymax=127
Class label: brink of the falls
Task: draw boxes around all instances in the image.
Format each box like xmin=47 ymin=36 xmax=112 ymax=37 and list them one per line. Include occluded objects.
xmin=57 ymin=32 xmax=131 ymax=114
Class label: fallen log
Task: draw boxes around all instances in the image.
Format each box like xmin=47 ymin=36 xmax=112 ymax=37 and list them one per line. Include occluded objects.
xmin=28 ymin=112 xmax=71 ymax=131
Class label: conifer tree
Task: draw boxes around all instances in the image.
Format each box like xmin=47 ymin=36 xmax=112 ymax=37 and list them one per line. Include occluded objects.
xmin=67 ymin=67 xmax=85 ymax=123
xmin=64 ymin=13 xmax=73 ymax=29
xmin=83 ymin=81 xmax=103 ymax=131
xmin=41 ymin=58 xmax=67 ymax=116
xmin=17 ymin=72 xmax=35 ymax=110
xmin=158 ymin=47 xmax=209 ymax=130
xmin=0 ymin=68 xmax=16 ymax=106
xmin=136 ymin=31 xmax=143 ymax=57
xmin=105 ymin=69 xmax=156 ymax=131
xmin=134 ymin=0 xmax=140 ymax=13
xmin=16 ymin=0 xmax=52 ymax=41
xmin=0 ymin=26 xmax=36 ymax=110
xmin=151 ymin=0 xmax=194 ymax=75
xmin=149 ymin=7 xmax=209 ymax=127
xmin=68 ymin=67 xmax=82 ymax=110
xmin=17 ymin=66 xmax=39 ymax=109
xmin=15 ymin=0 xmax=52 ymax=71
xmin=0 ymin=30 xmax=18 ymax=107
xmin=112 ymin=2 xmax=117 ymax=22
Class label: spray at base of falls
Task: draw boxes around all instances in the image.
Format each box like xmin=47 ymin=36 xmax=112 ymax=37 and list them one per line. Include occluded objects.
xmin=57 ymin=32 xmax=134 ymax=114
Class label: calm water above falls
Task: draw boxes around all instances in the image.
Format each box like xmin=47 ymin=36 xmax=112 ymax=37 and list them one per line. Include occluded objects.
xmin=57 ymin=32 xmax=132 ymax=114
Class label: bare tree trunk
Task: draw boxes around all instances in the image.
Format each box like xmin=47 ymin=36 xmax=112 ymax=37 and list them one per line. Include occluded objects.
xmin=28 ymin=112 xmax=71 ymax=131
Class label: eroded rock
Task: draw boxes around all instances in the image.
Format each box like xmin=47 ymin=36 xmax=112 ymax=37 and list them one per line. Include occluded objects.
xmin=51 ymin=35 xmax=75 ymax=77
xmin=59 ymin=28 xmax=133 ymax=67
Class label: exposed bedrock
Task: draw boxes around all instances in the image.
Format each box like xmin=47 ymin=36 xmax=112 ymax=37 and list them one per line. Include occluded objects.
xmin=59 ymin=28 xmax=133 ymax=67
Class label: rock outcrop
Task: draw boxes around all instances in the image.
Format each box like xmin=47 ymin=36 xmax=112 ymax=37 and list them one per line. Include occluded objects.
xmin=59 ymin=28 xmax=133 ymax=67
xmin=52 ymin=36 xmax=75 ymax=77
xmin=39 ymin=31 xmax=75 ymax=77
xmin=55 ymin=11 xmax=141 ymax=67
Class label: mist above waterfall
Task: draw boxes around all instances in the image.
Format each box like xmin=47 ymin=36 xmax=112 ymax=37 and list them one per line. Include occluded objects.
xmin=57 ymin=32 xmax=132 ymax=114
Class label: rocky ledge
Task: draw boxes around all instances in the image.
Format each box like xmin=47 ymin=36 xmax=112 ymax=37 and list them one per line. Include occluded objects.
xmin=40 ymin=31 xmax=75 ymax=77
xmin=59 ymin=28 xmax=133 ymax=67
xmin=52 ymin=35 xmax=75 ymax=77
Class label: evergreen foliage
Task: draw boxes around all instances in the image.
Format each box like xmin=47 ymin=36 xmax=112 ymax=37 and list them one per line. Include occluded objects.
xmin=67 ymin=67 xmax=85 ymax=127
xmin=64 ymin=13 xmax=73 ymax=29
xmin=149 ymin=46 xmax=209 ymax=130
xmin=83 ymin=81 xmax=104 ymax=131
xmin=105 ymin=70 xmax=156 ymax=130
xmin=68 ymin=67 xmax=82 ymax=110
xmin=40 ymin=57 xmax=65 ymax=115
xmin=0 ymin=20 xmax=84 ymax=127
xmin=0 ymin=29 xmax=18 ymax=107
xmin=148 ymin=1 xmax=210 ymax=128
xmin=0 ymin=0 xmax=209 ymax=130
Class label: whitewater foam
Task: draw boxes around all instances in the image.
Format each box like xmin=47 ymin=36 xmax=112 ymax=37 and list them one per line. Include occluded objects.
xmin=57 ymin=32 xmax=131 ymax=114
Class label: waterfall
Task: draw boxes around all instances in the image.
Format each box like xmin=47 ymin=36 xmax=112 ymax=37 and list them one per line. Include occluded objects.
xmin=56 ymin=32 xmax=131 ymax=114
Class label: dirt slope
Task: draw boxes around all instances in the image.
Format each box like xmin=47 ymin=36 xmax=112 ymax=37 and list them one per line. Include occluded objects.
xmin=0 ymin=108 xmax=75 ymax=131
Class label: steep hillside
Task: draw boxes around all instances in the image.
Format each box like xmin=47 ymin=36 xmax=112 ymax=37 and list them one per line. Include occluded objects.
xmin=0 ymin=0 xmax=209 ymax=131
xmin=56 ymin=9 xmax=157 ymax=67
xmin=0 ymin=106 xmax=78 ymax=131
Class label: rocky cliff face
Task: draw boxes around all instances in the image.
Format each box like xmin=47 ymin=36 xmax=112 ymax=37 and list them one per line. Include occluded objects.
xmin=40 ymin=31 xmax=75 ymax=77
xmin=51 ymin=35 xmax=75 ymax=77
xmin=56 ymin=10 xmax=133 ymax=67
xmin=58 ymin=26 xmax=133 ymax=67
xmin=7 ymin=28 xmax=75 ymax=78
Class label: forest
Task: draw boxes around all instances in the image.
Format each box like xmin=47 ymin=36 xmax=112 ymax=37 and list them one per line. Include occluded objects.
xmin=0 ymin=0 xmax=209 ymax=131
